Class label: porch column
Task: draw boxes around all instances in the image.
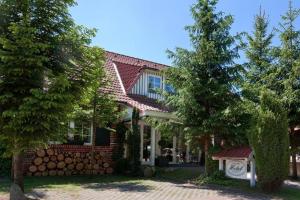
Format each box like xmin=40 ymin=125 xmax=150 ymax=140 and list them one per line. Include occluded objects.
xmin=219 ymin=159 xmax=224 ymax=171
xmin=185 ymin=142 xmax=190 ymax=163
xmin=140 ymin=122 xmax=144 ymax=162
xmin=250 ymin=159 xmax=256 ymax=187
xmin=172 ymin=136 xmax=177 ymax=163
xmin=150 ymin=127 xmax=156 ymax=166
xmin=155 ymin=131 xmax=161 ymax=156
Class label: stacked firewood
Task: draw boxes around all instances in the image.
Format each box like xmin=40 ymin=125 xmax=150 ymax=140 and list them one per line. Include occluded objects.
xmin=27 ymin=149 xmax=113 ymax=176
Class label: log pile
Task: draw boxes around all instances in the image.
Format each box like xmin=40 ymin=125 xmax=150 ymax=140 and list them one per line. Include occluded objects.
xmin=27 ymin=149 xmax=113 ymax=176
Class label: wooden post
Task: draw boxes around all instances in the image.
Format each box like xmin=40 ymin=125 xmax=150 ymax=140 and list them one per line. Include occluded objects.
xmin=219 ymin=159 xmax=223 ymax=171
xmin=250 ymin=159 xmax=256 ymax=187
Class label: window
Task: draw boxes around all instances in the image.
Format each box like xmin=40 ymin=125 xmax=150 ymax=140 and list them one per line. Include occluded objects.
xmin=148 ymin=75 xmax=161 ymax=93
xmin=165 ymin=83 xmax=175 ymax=94
xmin=68 ymin=120 xmax=92 ymax=145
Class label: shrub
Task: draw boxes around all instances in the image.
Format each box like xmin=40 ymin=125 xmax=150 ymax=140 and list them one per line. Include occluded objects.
xmin=248 ymin=90 xmax=289 ymax=192
xmin=205 ymin=146 xmax=220 ymax=176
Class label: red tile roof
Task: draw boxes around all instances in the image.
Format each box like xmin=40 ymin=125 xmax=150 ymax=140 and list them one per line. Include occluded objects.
xmin=114 ymin=62 xmax=143 ymax=92
xmin=212 ymin=146 xmax=252 ymax=159
xmin=106 ymin=51 xmax=168 ymax=70
xmin=103 ymin=51 xmax=170 ymax=113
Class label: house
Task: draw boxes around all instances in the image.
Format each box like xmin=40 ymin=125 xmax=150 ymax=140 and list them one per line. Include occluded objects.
xmin=103 ymin=51 xmax=186 ymax=166
xmin=24 ymin=51 xmax=190 ymax=176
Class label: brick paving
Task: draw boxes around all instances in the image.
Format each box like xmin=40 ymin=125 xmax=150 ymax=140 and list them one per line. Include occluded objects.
xmin=20 ymin=180 xmax=279 ymax=200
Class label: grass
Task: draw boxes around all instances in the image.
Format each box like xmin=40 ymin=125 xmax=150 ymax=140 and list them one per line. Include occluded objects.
xmin=155 ymin=167 xmax=202 ymax=183
xmin=192 ymin=173 xmax=300 ymax=200
xmin=0 ymin=175 xmax=143 ymax=195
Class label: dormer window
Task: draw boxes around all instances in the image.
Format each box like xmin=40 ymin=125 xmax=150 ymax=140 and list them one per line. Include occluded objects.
xmin=148 ymin=75 xmax=161 ymax=93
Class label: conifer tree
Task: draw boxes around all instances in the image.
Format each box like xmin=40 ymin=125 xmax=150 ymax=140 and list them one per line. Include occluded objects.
xmin=243 ymin=8 xmax=274 ymax=96
xmin=165 ymin=0 xmax=240 ymax=174
xmin=275 ymin=0 xmax=300 ymax=179
xmin=244 ymin=10 xmax=290 ymax=191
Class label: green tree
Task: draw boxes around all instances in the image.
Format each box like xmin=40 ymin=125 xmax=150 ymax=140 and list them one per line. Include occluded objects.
xmin=70 ymin=47 xmax=119 ymax=167
xmin=0 ymin=0 xmax=103 ymax=194
xmin=275 ymin=0 xmax=300 ymax=179
xmin=248 ymin=89 xmax=289 ymax=192
xmin=244 ymin=10 xmax=290 ymax=191
xmin=165 ymin=0 xmax=241 ymax=174
xmin=243 ymin=8 xmax=275 ymax=99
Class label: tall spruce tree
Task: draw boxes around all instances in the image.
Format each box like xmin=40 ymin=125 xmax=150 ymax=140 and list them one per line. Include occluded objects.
xmin=275 ymin=0 xmax=300 ymax=179
xmin=243 ymin=9 xmax=274 ymax=93
xmin=165 ymin=0 xmax=240 ymax=174
xmin=244 ymin=10 xmax=290 ymax=191
xmin=0 ymin=0 xmax=105 ymax=194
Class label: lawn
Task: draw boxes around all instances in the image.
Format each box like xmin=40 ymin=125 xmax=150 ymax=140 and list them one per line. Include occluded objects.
xmin=0 ymin=175 xmax=143 ymax=195
xmin=156 ymin=168 xmax=300 ymax=200
xmin=193 ymin=173 xmax=300 ymax=200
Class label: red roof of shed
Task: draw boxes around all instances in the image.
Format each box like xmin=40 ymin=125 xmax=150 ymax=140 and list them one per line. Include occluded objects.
xmin=212 ymin=146 xmax=252 ymax=159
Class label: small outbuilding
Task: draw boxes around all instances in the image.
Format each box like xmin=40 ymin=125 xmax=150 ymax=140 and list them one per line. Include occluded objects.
xmin=212 ymin=146 xmax=256 ymax=187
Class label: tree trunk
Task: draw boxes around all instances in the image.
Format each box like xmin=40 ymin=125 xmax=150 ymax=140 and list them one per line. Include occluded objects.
xmin=204 ymin=135 xmax=211 ymax=175
xmin=12 ymin=152 xmax=24 ymax=192
xmin=11 ymin=156 xmax=14 ymax=181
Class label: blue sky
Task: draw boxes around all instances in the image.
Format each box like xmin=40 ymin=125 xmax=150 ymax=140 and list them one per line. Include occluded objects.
xmin=70 ymin=0 xmax=300 ymax=65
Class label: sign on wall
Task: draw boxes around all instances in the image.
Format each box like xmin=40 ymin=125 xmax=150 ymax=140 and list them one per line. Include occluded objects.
xmin=225 ymin=159 xmax=247 ymax=179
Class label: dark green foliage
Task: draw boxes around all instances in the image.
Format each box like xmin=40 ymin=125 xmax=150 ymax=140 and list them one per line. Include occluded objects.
xmin=164 ymin=0 xmax=244 ymax=174
xmin=243 ymin=8 xmax=275 ymax=101
xmin=248 ymin=90 xmax=289 ymax=192
xmin=275 ymin=0 xmax=300 ymax=180
xmin=0 ymin=0 xmax=106 ymax=191
xmin=243 ymin=8 xmax=292 ymax=191
xmin=114 ymin=158 xmax=130 ymax=175
xmin=205 ymin=146 xmax=220 ymax=175
xmin=0 ymin=0 xmax=101 ymax=153
xmin=126 ymin=108 xmax=141 ymax=175
xmin=112 ymin=123 xmax=128 ymax=161
xmin=0 ymin=142 xmax=11 ymax=177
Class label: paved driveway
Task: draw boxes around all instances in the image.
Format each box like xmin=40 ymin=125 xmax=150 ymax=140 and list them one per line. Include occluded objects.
xmin=23 ymin=180 xmax=279 ymax=200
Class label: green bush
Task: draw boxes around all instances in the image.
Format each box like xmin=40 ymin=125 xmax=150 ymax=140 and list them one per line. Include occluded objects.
xmin=248 ymin=90 xmax=289 ymax=192
xmin=205 ymin=146 xmax=220 ymax=176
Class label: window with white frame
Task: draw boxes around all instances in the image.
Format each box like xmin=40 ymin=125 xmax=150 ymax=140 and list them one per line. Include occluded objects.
xmin=148 ymin=75 xmax=161 ymax=93
xmin=68 ymin=120 xmax=92 ymax=145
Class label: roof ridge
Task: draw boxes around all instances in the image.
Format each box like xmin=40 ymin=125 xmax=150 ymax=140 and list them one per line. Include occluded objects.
xmin=105 ymin=50 xmax=169 ymax=67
